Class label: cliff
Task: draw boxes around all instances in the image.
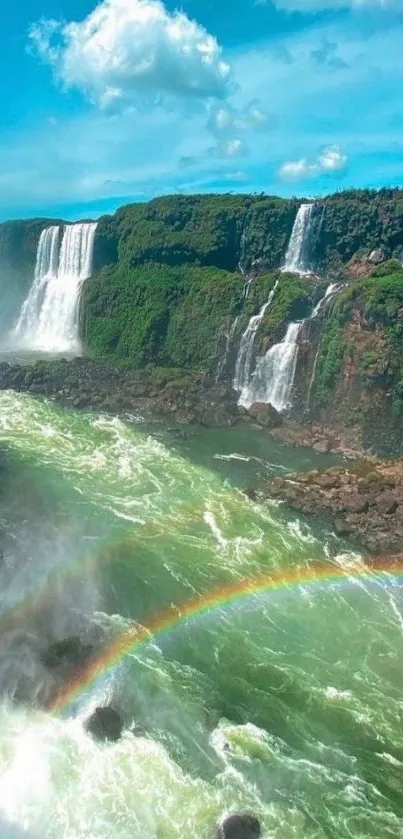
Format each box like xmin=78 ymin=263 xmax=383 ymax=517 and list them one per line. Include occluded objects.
xmin=292 ymin=260 xmax=403 ymax=455
xmin=2 ymin=190 xmax=403 ymax=455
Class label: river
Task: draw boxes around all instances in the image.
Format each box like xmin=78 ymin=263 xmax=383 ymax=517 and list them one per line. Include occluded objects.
xmin=0 ymin=390 xmax=402 ymax=838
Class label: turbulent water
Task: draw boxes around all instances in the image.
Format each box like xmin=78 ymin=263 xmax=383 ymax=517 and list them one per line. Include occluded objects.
xmin=13 ymin=223 xmax=97 ymax=354
xmin=0 ymin=391 xmax=403 ymax=838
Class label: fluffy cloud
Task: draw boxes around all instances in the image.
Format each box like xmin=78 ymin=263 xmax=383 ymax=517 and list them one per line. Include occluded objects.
xmin=29 ymin=0 xmax=231 ymax=106
xmin=279 ymin=145 xmax=347 ymax=178
xmin=207 ymin=99 xmax=268 ymax=136
xmin=209 ymin=138 xmax=249 ymax=158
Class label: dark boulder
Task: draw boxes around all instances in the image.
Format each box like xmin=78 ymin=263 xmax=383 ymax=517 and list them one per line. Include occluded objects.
xmin=85 ymin=706 xmax=123 ymax=742
xmin=247 ymin=402 xmax=283 ymax=429
xmin=215 ymin=813 xmax=261 ymax=839
xmin=41 ymin=636 xmax=94 ymax=673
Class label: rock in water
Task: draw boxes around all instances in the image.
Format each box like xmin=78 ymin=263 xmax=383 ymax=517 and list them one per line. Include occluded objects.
xmin=85 ymin=706 xmax=123 ymax=742
xmin=247 ymin=402 xmax=282 ymax=429
xmin=215 ymin=813 xmax=261 ymax=839
xmin=41 ymin=636 xmax=94 ymax=673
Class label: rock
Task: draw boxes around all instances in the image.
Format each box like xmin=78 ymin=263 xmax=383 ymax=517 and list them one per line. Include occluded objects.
xmin=215 ymin=814 xmax=261 ymax=839
xmin=341 ymin=496 xmax=369 ymax=514
xmin=368 ymin=248 xmax=384 ymax=264
xmin=375 ymin=494 xmax=398 ymax=515
xmin=84 ymin=706 xmax=123 ymax=742
xmin=312 ymin=439 xmax=331 ymax=454
xmin=333 ymin=516 xmax=352 ymax=537
xmin=243 ymin=487 xmax=257 ymax=501
xmin=315 ymin=473 xmax=341 ymax=489
xmin=247 ymin=402 xmax=282 ymax=429
xmin=41 ymin=636 xmax=94 ymax=672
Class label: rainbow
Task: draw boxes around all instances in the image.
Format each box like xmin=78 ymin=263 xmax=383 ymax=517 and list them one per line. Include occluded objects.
xmin=47 ymin=556 xmax=403 ymax=715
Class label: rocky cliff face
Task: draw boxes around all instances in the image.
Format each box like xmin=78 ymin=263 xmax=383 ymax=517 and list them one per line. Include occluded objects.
xmin=290 ymin=260 xmax=403 ymax=455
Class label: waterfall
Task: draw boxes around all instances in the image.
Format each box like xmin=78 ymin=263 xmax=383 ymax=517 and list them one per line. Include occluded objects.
xmin=13 ymin=222 xmax=97 ymax=353
xmin=239 ymin=283 xmax=343 ymax=413
xmin=239 ymin=321 xmax=301 ymax=412
xmin=216 ymin=317 xmax=239 ymax=382
xmin=282 ymin=203 xmax=314 ymax=274
xmin=233 ymin=280 xmax=279 ymax=395
xmin=311 ymin=282 xmax=341 ymax=317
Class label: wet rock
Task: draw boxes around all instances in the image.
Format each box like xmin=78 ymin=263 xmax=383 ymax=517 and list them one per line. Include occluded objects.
xmin=243 ymin=487 xmax=257 ymax=501
xmin=263 ymin=460 xmax=403 ymax=555
xmin=333 ymin=516 xmax=352 ymax=537
xmin=312 ymin=439 xmax=331 ymax=454
xmin=375 ymin=493 xmax=398 ymax=515
xmin=41 ymin=636 xmax=94 ymax=672
xmin=247 ymin=402 xmax=282 ymax=429
xmin=85 ymin=706 xmax=123 ymax=742
xmin=215 ymin=814 xmax=261 ymax=839
xmin=369 ymin=248 xmax=384 ymax=264
xmin=341 ymin=496 xmax=369 ymax=514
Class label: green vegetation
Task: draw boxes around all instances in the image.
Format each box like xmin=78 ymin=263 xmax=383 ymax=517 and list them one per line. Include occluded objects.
xmin=95 ymin=193 xmax=298 ymax=273
xmin=82 ymin=263 xmax=244 ymax=370
xmin=312 ymin=261 xmax=403 ymax=411
xmin=310 ymin=189 xmax=403 ymax=276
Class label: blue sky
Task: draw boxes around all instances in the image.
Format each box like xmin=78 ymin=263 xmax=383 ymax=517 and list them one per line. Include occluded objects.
xmin=1 ymin=0 xmax=403 ymax=220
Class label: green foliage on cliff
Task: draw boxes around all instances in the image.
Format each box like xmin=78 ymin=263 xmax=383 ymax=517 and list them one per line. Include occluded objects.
xmin=82 ymin=263 xmax=245 ymax=370
xmin=85 ymin=195 xmax=318 ymax=371
xmin=312 ymin=262 xmax=403 ymax=411
xmin=95 ymin=194 xmax=298 ymax=274
xmin=310 ymin=189 xmax=403 ymax=276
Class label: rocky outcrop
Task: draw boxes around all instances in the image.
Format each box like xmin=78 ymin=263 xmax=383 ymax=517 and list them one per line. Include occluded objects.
xmin=215 ymin=814 xmax=261 ymax=839
xmin=266 ymin=461 xmax=403 ymax=554
xmin=85 ymin=706 xmax=124 ymax=742
xmin=246 ymin=402 xmax=283 ymax=429
xmin=41 ymin=636 xmax=95 ymax=675
xmin=0 ymin=358 xmax=244 ymax=428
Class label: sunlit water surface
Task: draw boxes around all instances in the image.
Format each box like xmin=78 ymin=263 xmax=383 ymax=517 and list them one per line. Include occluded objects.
xmin=0 ymin=391 xmax=402 ymax=839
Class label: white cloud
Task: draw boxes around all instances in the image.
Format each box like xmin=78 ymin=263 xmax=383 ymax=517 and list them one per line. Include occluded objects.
xmin=279 ymin=144 xmax=347 ymax=178
xmin=209 ymin=138 xmax=249 ymax=158
xmin=318 ymin=145 xmax=347 ymax=171
xmin=29 ymin=0 xmax=231 ymax=106
xmin=207 ymin=99 xmax=269 ymax=137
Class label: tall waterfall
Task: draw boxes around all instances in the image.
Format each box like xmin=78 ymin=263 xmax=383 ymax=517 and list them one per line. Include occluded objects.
xmin=233 ymin=280 xmax=279 ymax=395
xmin=239 ymin=321 xmax=301 ymax=412
xmin=13 ymin=222 xmax=97 ymax=353
xmin=239 ymin=282 xmax=342 ymax=412
xmin=282 ymin=203 xmax=314 ymax=274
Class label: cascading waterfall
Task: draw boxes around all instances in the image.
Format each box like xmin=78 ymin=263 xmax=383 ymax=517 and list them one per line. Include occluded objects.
xmin=311 ymin=282 xmax=341 ymax=317
xmin=239 ymin=321 xmax=301 ymax=411
xmin=13 ymin=222 xmax=97 ymax=353
xmin=239 ymin=283 xmax=342 ymax=413
xmin=233 ymin=280 xmax=279 ymax=395
xmin=234 ymin=203 xmax=314 ymax=408
xmin=282 ymin=203 xmax=314 ymax=274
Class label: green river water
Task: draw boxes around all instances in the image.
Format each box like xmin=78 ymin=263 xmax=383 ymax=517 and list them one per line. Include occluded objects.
xmin=0 ymin=390 xmax=402 ymax=839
